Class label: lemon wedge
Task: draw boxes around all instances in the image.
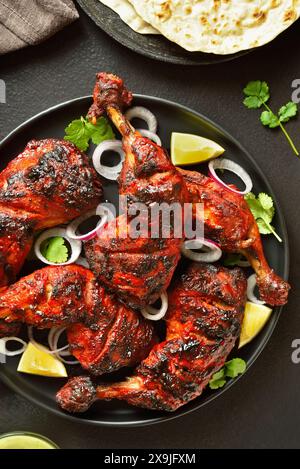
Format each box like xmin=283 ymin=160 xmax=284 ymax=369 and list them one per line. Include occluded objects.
xmin=239 ymin=302 xmax=273 ymax=348
xmin=171 ymin=132 xmax=225 ymax=166
xmin=17 ymin=342 xmax=67 ymax=378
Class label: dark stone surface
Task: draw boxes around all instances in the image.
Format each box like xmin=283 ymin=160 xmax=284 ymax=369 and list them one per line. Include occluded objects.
xmin=0 ymin=5 xmax=299 ymax=449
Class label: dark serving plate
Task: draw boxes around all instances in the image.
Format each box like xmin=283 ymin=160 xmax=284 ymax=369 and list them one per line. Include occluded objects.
xmin=77 ymin=0 xmax=251 ymax=65
xmin=0 ymin=95 xmax=289 ymax=427
xmin=77 ymin=0 xmax=299 ymax=66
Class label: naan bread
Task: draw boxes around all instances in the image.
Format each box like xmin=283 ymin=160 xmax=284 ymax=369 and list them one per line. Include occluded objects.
xmin=99 ymin=0 xmax=159 ymax=34
xmin=128 ymin=0 xmax=300 ymax=54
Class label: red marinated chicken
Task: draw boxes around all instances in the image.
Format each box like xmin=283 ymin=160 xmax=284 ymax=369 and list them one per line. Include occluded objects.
xmin=85 ymin=73 xmax=188 ymax=309
xmin=180 ymin=168 xmax=290 ymax=306
xmin=0 ymin=265 xmax=156 ymax=374
xmin=0 ymin=139 xmax=102 ymax=288
xmin=56 ymin=262 xmax=247 ymax=413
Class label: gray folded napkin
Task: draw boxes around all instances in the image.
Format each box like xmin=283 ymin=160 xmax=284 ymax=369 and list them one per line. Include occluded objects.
xmin=0 ymin=0 xmax=79 ymax=55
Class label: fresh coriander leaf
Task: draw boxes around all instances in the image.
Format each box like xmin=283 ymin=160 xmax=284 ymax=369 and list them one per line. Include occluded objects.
xmin=243 ymin=96 xmax=263 ymax=109
xmin=223 ymin=253 xmax=244 ymax=267
xmin=258 ymin=193 xmax=273 ymax=211
xmin=242 ymin=81 xmax=299 ymax=157
xmin=64 ymin=117 xmax=91 ymax=151
xmin=260 ymin=111 xmax=279 ymax=128
xmin=245 ymin=192 xmax=274 ymax=222
xmin=245 ymin=192 xmax=282 ymax=242
xmin=40 ymin=236 xmax=68 ymax=264
xmin=243 ymin=81 xmax=270 ymax=106
xmin=278 ymin=101 xmax=298 ymax=123
xmin=209 ymin=359 xmax=246 ymax=390
xmin=224 ymin=358 xmax=246 ymax=379
xmin=64 ymin=116 xmax=115 ymax=151
xmin=209 ymin=369 xmax=226 ymax=390
xmin=244 ymin=194 xmax=264 ymax=220
xmin=256 ymin=219 xmax=273 ymax=235
xmin=88 ymin=117 xmax=115 ymax=145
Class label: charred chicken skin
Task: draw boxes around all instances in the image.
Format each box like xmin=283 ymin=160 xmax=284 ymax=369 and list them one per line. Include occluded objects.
xmin=85 ymin=73 xmax=188 ymax=308
xmin=179 ymin=168 xmax=290 ymax=306
xmin=0 ymin=139 xmax=102 ymax=288
xmin=0 ymin=265 xmax=156 ymax=374
xmin=57 ymin=262 xmax=247 ymax=413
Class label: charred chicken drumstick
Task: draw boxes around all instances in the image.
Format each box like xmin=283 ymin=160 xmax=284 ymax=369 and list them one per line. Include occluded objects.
xmin=0 ymin=138 xmax=102 ymax=288
xmin=85 ymin=73 xmax=188 ymax=309
xmin=57 ymin=262 xmax=247 ymax=413
xmin=0 ymin=138 xmax=102 ymax=338
xmin=0 ymin=265 xmax=156 ymax=374
xmin=179 ymin=169 xmax=290 ymax=306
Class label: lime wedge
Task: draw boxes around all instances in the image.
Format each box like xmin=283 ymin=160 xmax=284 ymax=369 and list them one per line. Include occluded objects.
xmin=17 ymin=342 xmax=67 ymax=378
xmin=171 ymin=132 xmax=225 ymax=166
xmin=239 ymin=302 xmax=273 ymax=348
xmin=0 ymin=434 xmax=57 ymax=449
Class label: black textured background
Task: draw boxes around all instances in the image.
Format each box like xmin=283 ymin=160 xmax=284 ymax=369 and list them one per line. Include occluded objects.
xmin=0 ymin=5 xmax=300 ymax=449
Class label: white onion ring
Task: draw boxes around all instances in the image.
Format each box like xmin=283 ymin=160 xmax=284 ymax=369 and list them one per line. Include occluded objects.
xmin=49 ymin=327 xmax=79 ymax=364
xmin=66 ymin=206 xmax=111 ymax=242
xmin=126 ymin=106 xmax=158 ymax=134
xmin=34 ymin=228 xmax=82 ymax=266
xmin=138 ymin=128 xmax=162 ymax=146
xmin=247 ymin=274 xmax=266 ymax=305
xmin=181 ymin=238 xmax=222 ymax=263
xmin=92 ymin=140 xmax=125 ymax=181
xmin=0 ymin=337 xmax=27 ymax=356
xmin=208 ymin=158 xmax=253 ymax=195
xmin=48 ymin=327 xmax=61 ymax=350
xmin=141 ymin=292 xmax=168 ymax=321
xmin=28 ymin=326 xmax=69 ymax=355
xmin=56 ymin=354 xmax=79 ymax=365
xmin=50 ymin=327 xmax=69 ymax=354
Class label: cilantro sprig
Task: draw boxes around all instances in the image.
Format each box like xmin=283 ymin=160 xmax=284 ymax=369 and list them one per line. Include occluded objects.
xmin=64 ymin=116 xmax=115 ymax=152
xmin=40 ymin=236 xmax=69 ymax=264
xmin=245 ymin=192 xmax=282 ymax=243
xmin=243 ymin=81 xmax=299 ymax=157
xmin=209 ymin=358 xmax=246 ymax=390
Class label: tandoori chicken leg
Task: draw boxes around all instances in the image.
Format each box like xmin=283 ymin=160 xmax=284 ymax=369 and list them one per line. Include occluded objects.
xmin=179 ymin=168 xmax=290 ymax=306
xmin=85 ymin=73 xmax=188 ymax=309
xmin=56 ymin=262 xmax=247 ymax=413
xmin=0 ymin=139 xmax=102 ymax=288
xmin=0 ymin=265 xmax=156 ymax=374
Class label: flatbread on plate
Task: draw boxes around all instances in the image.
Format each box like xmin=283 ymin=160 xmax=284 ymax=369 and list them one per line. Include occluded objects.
xmin=99 ymin=0 xmax=159 ymax=34
xmin=128 ymin=0 xmax=300 ymax=54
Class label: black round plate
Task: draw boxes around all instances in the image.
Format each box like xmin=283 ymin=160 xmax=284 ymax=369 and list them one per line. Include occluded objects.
xmin=0 ymin=95 xmax=289 ymax=427
xmin=77 ymin=0 xmax=252 ymax=65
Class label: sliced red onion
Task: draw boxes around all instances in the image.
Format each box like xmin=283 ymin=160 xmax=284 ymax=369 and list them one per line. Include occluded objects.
xmin=92 ymin=140 xmax=125 ymax=181
xmin=181 ymin=238 xmax=222 ymax=263
xmin=0 ymin=337 xmax=27 ymax=356
xmin=247 ymin=274 xmax=266 ymax=305
xmin=138 ymin=128 xmax=161 ymax=146
xmin=208 ymin=158 xmax=253 ymax=195
xmin=66 ymin=206 xmax=111 ymax=242
xmin=141 ymin=292 xmax=168 ymax=321
xmin=34 ymin=228 xmax=82 ymax=266
xmin=125 ymin=106 xmax=158 ymax=134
